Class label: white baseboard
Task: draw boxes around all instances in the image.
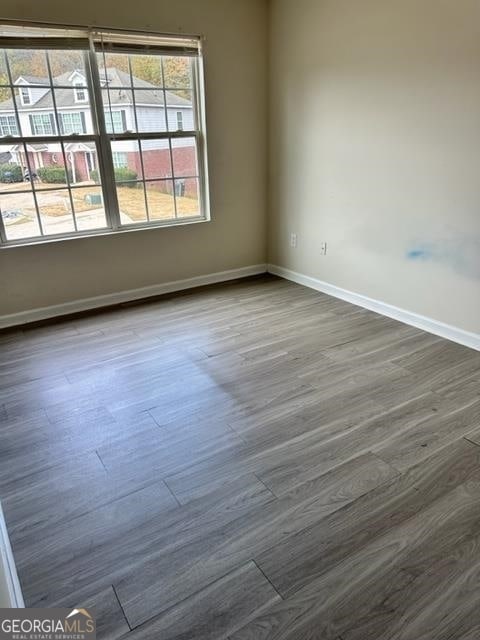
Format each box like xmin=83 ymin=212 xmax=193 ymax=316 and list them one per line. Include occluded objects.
xmin=0 ymin=264 xmax=267 ymax=329
xmin=0 ymin=502 xmax=24 ymax=608
xmin=268 ymin=264 xmax=480 ymax=352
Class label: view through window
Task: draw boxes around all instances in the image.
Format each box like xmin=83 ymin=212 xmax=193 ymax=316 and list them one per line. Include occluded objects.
xmin=0 ymin=25 xmax=208 ymax=244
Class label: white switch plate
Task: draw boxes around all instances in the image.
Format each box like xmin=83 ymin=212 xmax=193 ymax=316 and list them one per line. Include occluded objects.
xmin=290 ymin=233 xmax=297 ymax=248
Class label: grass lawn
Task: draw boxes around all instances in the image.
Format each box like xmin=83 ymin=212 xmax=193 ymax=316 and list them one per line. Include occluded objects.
xmin=116 ymin=185 xmax=200 ymax=220
xmin=38 ymin=184 xmax=199 ymax=220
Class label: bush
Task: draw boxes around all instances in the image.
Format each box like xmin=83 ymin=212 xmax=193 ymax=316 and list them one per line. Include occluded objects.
xmin=37 ymin=165 xmax=72 ymax=184
xmin=0 ymin=163 xmax=23 ymax=183
xmin=91 ymin=167 xmax=137 ymax=187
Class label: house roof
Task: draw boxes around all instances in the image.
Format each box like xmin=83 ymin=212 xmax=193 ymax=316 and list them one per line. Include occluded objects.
xmin=0 ymin=68 xmax=190 ymax=111
xmin=16 ymin=75 xmax=49 ymax=85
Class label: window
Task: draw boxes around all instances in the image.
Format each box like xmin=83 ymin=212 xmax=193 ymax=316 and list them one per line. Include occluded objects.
xmin=30 ymin=113 xmax=56 ymax=135
xmin=61 ymin=112 xmax=86 ymax=135
xmin=0 ymin=114 xmax=18 ymax=136
xmin=0 ymin=24 xmax=208 ymax=245
xmin=19 ymin=86 xmax=31 ymax=105
xmin=112 ymin=151 xmax=128 ymax=168
xmin=74 ymin=82 xmax=87 ymax=102
xmin=104 ymin=110 xmax=125 ymax=134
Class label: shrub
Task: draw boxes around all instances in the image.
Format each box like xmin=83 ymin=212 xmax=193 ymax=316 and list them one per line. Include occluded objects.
xmin=0 ymin=163 xmax=23 ymax=183
xmin=37 ymin=165 xmax=72 ymax=183
xmin=114 ymin=167 xmax=137 ymax=183
xmin=91 ymin=167 xmax=137 ymax=187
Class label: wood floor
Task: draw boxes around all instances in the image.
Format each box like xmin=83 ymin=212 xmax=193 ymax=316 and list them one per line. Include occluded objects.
xmin=1 ymin=275 xmax=480 ymax=639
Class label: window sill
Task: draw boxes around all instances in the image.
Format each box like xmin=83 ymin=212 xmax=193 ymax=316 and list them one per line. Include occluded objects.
xmin=0 ymin=215 xmax=209 ymax=249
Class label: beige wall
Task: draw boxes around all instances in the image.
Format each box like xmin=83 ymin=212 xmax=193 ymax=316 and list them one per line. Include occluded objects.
xmin=0 ymin=0 xmax=268 ymax=315
xmin=269 ymin=0 xmax=480 ymax=334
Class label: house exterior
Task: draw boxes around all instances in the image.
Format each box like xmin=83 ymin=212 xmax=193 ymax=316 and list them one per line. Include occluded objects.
xmin=0 ymin=67 xmax=196 ymax=193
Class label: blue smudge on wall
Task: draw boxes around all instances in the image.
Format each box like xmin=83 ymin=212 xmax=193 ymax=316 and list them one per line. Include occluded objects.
xmin=406 ymin=247 xmax=433 ymax=260
xmin=405 ymin=237 xmax=480 ymax=279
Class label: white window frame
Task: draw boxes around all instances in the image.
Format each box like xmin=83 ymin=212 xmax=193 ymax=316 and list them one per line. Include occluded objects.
xmin=74 ymin=81 xmax=87 ymax=103
xmin=19 ymin=86 xmax=31 ymax=105
xmin=176 ymin=111 xmax=183 ymax=131
xmin=112 ymin=151 xmax=128 ymax=168
xmin=0 ymin=114 xmax=18 ymax=136
xmin=30 ymin=113 xmax=55 ymax=135
xmin=104 ymin=109 xmax=124 ymax=134
xmin=0 ymin=23 xmax=210 ymax=247
xmin=61 ymin=112 xmax=85 ymax=135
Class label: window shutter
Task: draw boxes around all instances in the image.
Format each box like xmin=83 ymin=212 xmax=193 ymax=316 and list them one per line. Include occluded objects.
xmin=28 ymin=114 xmax=34 ymax=135
xmin=121 ymin=110 xmax=127 ymax=132
xmin=80 ymin=111 xmax=86 ymax=134
xmin=49 ymin=113 xmax=56 ymax=134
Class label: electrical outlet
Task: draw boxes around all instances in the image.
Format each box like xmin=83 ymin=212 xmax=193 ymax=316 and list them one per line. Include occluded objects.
xmin=290 ymin=233 xmax=298 ymax=248
xmin=320 ymin=242 xmax=327 ymax=255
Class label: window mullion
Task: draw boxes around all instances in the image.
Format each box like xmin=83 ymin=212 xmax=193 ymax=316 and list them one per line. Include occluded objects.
xmin=161 ymin=57 xmax=178 ymax=219
xmin=85 ymin=37 xmax=121 ymax=229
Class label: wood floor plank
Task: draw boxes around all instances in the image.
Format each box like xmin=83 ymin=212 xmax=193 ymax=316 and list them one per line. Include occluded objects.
xmin=342 ymin=533 xmax=480 ymax=640
xmin=118 ymin=561 xmax=281 ymax=639
xmin=373 ymin=398 xmax=480 ymax=472
xmin=46 ymin=586 xmax=130 ymax=640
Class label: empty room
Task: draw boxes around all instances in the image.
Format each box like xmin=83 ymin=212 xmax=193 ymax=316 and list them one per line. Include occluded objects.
xmin=0 ymin=0 xmax=479 ymax=638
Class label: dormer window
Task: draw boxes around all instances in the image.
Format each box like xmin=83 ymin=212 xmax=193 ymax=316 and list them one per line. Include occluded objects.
xmin=20 ymin=86 xmax=31 ymax=105
xmin=74 ymin=81 xmax=87 ymax=102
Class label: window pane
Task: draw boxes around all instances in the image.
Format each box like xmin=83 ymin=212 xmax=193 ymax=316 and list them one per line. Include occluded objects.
xmin=162 ymin=56 xmax=193 ymax=90
xmin=133 ymin=89 xmax=166 ymax=133
xmin=140 ymin=139 xmax=172 ymax=180
xmin=171 ymin=137 xmax=198 ymax=177
xmin=32 ymin=150 xmax=72 ymax=190
xmin=0 ymin=52 xmax=7 ymax=84
xmin=0 ymin=188 xmax=40 ymax=240
xmin=145 ymin=180 xmax=175 ymax=221
xmin=111 ymin=140 xmax=141 ymax=179
xmin=70 ymin=185 xmax=108 ymax=231
xmin=63 ymin=143 xmax=99 ymax=185
xmin=104 ymin=107 xmax=129 ymax=134
xmin=36 ymin=188 xmax=75 ymax=235
xmin=6 ymin=49 xmax=49 ymax=84
xmin=116 ymin=181 xmax=147 ymax=223
xmin=0 ymin=144 xmax=23 ymax=183
xmin=48 ymin=50 xmax=87 ymax=86
xmin=166 ymin=90 xmax=194 ymax=131
xmin=176 ymin=177 xmax=200 ymax=218
xmin=131 ymin=54 xmax=163 ymax=88
xmin=97 ymin=53 xmax=130 ymax=88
